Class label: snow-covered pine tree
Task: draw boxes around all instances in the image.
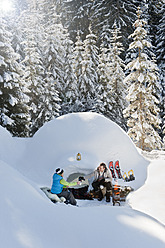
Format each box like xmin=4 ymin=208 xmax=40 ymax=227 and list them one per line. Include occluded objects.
xmin=0 ymin=15 xmax=30 ymax=137
xmin=72 ymin=33 xmax=86 ymax=111
xmin=15 ymin=0 xmax=28 ymax=15
xmin=41 ymin=3 xmax=69 ymax=121
xmin=143 ymin=0 xmax=162 ymax=50
xmin=156 ymin=0 xmax=165 ymax=143
xmin=147 ymin=55 xmax=162 ymax=136
xmin=90 ymin=0 xmax=138 ymax=57
xmin=60 ymin=38 xmax=79 ymax=115
xmin=163 ymin=111 xmax=165 ymax=149
xmin=99 ymin=20 xmax=112 ymax=50
xmin=106 ymin=22 xmax=127 ymax=131
xmin=18 ymin=9 xmax=44 ymax=136
xmin=90 ymin=0 xmax=110 ymax=36
xmin=96 ymin=24 xmax=112 ymax=116
xmin=18 ymin=2 xmax=60 ymax=136
xmin=123 ymin=7 xmax=162 ymax=151
xmin=72 ymin=28 xmax=99 ymax=112
xmin=80 ymin=26 xmax=99 ymax=112
xmin=125 ymin=1 xmax=154 ymax=70
xmin=60 ymin=0 xmax=92 ymax=42
xmin=43 ymin=1 xmax=80 ymax=116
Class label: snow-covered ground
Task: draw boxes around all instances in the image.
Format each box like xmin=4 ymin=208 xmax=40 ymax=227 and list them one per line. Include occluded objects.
xmin=0 ymin=112 xmax=165 ymax=248
xmin=128 ymin=152 xmax=165 ymax=226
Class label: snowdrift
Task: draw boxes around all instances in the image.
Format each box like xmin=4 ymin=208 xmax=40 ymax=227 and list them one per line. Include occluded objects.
xmin=1 ymin=160 xmax=165 ymax=248
xmin=0 ymin=112 xmax=148 ymax=189
xmin=0 ymin=112 xmax=165 ymax=248
xmin=128 ymin=156 xmax=165 ymax=225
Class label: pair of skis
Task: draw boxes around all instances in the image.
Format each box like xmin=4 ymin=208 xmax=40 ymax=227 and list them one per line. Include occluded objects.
xmin=109 ymin=161 xmax=122 ymax=179
xmin=109 ymin=161 xmax=135 ymax=182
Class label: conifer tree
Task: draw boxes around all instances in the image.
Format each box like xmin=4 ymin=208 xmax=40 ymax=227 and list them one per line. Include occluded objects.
xmin=80 ymin=27 xmax=99 ymax=112
xmin=73 ymin=29 xmax=99 ymax=112
xmin=60 ymin=38 xmax=79 ymax=115
xmin=96 ymin=22 xmax=127 ymax=131
xmin=107 ymin=23 xmax=127 ymax=130
xmin=123 ymin=7 xmax=162 ymax=151
xmin=0 ymin=15 xmax=30 ymax=137
xmin=90 ymin=0 xmax=138 ymax=55
xmin=18 ymin=3 xmax=60 ymax=136
xmin=41 ymin=3 xmax=68 ymax=121
xmin=61 ymin=0 xmax=92 ymax=42
xmin=96 ymin=35 xmax=112 ymax=116
xmin=156 ymin=0 xmax=165 ymax=142
xmin=18 ymin=7 xmax=44 ymax=136
xmin=97 ymin=24 xmax=120 ymax=121
xmin=163 ymin=118 xmax=165 ymax=149
xmin=15 ymin=0 xmax=28 ymax=15
xmin=72 ymin=33 xmax=86 ymax=111
xmin=143 ymin=0 xmax=163 ymax=49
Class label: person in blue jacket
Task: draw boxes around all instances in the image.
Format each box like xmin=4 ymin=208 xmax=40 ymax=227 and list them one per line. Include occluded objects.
xmin=51 ymin=168 xmax=80 ymax=206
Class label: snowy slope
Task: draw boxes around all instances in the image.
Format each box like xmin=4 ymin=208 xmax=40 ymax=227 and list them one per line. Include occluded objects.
xmin=0 ymin=112 xmax=165 ymax=248
xmin=128 ymin=152 xmax=165 ymax=226
xmin=1 ymin=160 xmax=165 ymax=248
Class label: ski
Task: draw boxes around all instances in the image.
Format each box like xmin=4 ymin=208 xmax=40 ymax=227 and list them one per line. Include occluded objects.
xmin=115 ymin=160 xmax=123 ymax=179
xmin=109 ymin=161 xmax=116 ymax=178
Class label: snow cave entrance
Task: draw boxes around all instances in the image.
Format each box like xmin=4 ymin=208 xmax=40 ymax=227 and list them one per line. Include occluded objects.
xmin=67 ymin=172 xmax=93 ymax=200
xmin=67 ymin=172 xmax=85 ymax=182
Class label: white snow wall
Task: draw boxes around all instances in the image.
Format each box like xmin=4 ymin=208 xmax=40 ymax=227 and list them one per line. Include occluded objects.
xmin=0 ymin=112 xmax=149 ymax=189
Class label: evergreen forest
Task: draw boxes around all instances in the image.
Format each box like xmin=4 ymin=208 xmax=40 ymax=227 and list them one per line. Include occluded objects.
xmin=0 ymin=0 xmax=164 ymax=151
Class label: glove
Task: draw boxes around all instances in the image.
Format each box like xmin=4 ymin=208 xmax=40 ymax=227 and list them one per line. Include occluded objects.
xmin=78 ymin=176 xmax=85 ymax=181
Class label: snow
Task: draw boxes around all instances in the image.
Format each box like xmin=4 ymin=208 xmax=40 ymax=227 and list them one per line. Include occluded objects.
xmin=138 ymin=73 xmax=144 ymax=83
xmin=4 ymin=72 xmax=12 ymax=82
xmin=0 ymin=112 xmax=165 ymax=248
xmin=9 ymin=95 xmax=18 ymax=106
xmin=128 ymin=157 xmax=165 ymax=225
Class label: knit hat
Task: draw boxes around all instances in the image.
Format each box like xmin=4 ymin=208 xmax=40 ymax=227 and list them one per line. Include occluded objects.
xmin=56 ymin=168 xmax=64 ymax=175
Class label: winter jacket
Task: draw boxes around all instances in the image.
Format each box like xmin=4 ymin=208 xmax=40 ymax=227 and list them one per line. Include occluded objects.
xmin=93 ymin=167 xmax=112 ymax=183
xmin=85 ymin=166 xmax=112 ymax=183
xmin=51 ymin=173 xmax=77 ymax=194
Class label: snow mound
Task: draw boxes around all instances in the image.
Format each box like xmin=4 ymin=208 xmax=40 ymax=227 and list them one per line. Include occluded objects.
xmin=0 ymin=113 xmax=165 ymax=248
xmin=0 ymin=125 xmax=23 ymax=162
xmin=1 ymin=112 xmax=148 ymax=190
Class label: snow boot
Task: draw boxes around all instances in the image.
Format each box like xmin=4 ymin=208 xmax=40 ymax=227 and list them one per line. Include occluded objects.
xmin=96 ymin=189 xmax=103 ymax=201
xmin=128 ymin=170 xmax=135 ymax=181
xmin=106 ymin=189 xmax=111 ymax=202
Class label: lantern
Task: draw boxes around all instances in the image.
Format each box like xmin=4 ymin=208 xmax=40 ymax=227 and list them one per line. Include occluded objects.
xmin=76 ymin=153 xmax=81 ymax=161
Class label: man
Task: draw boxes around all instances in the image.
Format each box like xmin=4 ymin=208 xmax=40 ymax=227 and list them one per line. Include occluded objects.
xmin=51 ymin=168 xmax=80 ymax=206
xmin=91 ymin=163 xmax=112 ymax=202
